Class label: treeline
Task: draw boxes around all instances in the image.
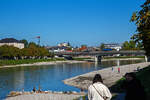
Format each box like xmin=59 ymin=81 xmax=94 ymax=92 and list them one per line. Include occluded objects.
xmin=0 ymin=40 xmax=52 ymax=60
xmin=122 ymin=40 xmax=143 ymax=50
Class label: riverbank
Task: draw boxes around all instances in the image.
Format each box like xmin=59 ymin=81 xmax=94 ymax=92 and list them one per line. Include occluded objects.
xmin=63 ymin=62 xmax=150 ymax=90
xmin=0 ymin=60 xmax=86 ymax=69
xmin=0 ymin=57 xmax=144 ymax=69
xmin=111 ymin=65 xmax=150 ymax=100
xmin=5 ymin=91 xmax=85 ymax=100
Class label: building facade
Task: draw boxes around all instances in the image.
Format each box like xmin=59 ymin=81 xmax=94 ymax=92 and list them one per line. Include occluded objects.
xmin=103 ymin=43 xmax=122 ymax=51
xmin=0 ymin=38 xmax=24 ymax=49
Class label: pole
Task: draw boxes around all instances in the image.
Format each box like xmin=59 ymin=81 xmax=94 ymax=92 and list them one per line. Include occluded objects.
xmin=36 ymin=36 xmax=40 ymax=46
xmin=38 ymin=37 xmax=40 ymax=46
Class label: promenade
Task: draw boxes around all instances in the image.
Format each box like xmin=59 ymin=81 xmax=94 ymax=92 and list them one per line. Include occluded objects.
xmin=63 ymin=62 xmax=150 ymax=90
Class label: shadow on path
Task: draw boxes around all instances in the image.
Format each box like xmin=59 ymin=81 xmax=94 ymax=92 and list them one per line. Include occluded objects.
xmin=115 ymin=93 xmax=125 ymax=100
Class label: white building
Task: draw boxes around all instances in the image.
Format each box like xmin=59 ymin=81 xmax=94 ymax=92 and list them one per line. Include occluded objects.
xmin=58 ymin=42 xmax=70 ymax=47
xmin=0 ymin=38 xmax=24 ymax=49
xmin=104 ymin=43 xmax=122 ymax=51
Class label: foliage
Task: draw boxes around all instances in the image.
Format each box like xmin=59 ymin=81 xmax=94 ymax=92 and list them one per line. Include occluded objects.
xmin=136 ymin=66 xmax=150 ymax=99
xmin=110 ymin=66 xmax=150 ymax=100
xmin=0 ymin=42 xmax=51 ymax=59
xmin=0 ymin=58 xmax=65 ymax=66
xmin=100 ymin=43 xmax=105 ymax=50
xmin=131 ymin=0 xmax=150 ymax=56
xmin=0 ymin=45 xmax=20 ymax=59
xmin=122 ymin=40 xmax=143 ymax=50
xmin=20 ymin=39 xmax=28 ymax=48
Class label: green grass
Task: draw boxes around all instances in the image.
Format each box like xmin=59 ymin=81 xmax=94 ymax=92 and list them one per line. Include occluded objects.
xmin=0 ymin=58 xmax=65 ymax=66
xmin=110 ymin=78 xmax=125 ymax=93
xmin=73 ymin=57 xmax=91 ymax=61
xmin=104 ymin=56 xmax=145 ymax=59
xmin=136 ymin=67 xmax=150 ymax=99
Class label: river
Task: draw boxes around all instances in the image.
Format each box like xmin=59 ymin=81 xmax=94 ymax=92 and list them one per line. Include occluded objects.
xmin=0 ymin=59 xmax=145 ymax=99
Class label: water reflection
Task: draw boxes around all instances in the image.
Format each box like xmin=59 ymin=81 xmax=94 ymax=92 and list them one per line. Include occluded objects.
xmin=0 ymin=59 xmax=145 ymax=99
xmin=12 ymin=69 xmax=25 ymax=90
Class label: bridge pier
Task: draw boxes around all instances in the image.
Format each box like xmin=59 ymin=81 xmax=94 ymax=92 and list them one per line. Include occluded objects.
xmin=145 ymin=56 xmax=150 ymax=62
xmin=95 ymin=55 xmax=102 ymax=62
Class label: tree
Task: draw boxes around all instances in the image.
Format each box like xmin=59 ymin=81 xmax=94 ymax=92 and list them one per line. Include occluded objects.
xmin=0 ymin=45 xmax=20 ymax=59
xmin=131 ymin=0 xmax=150 ymax=56
xmin=28 ymin=42 xmax=38 ymax=48
xmin=122 ymin=41 xmax=130 ymax=50
xmin=122 ymin=40 xmax=143 ymax=50
xmin=38 ymin=47 xmax=49 ymax=58
xmin=100 ymin=43 xmax=105 ymax=50
xmin=20 ymin=39 xmax=28 ymax=48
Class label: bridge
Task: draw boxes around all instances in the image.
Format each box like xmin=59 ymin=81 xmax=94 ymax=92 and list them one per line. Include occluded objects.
xmin=53 ymin=50 xmax=148 ymax=62
xmin=54 ymin=50 xmax=145 ymax=56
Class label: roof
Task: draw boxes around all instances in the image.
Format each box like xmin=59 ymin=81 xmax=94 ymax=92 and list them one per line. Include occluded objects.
xmin=0 ymin=38 xmax=22 ymax=43
xmin=48 ymin=46 xmax=68 ymax=50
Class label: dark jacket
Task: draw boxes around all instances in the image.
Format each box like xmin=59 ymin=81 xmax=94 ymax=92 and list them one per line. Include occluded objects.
xmin=121 ymin=79 xmax=146 ymax=100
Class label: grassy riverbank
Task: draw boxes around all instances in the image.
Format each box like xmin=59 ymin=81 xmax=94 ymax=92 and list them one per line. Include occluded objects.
xmin=73 ymin=57 xmax=91 ymax=61
xmin=0 ymin=56 xmax=144 ymax=66
xmin=0 ymin=58 xmax=65 ymax=66
xmin=103 ymin=56 xmax=145 ymax=59
xmin=136 ymin=66 xmax=150 ymax=99
xmin=111 ymin=66 xmax=150 ymax=100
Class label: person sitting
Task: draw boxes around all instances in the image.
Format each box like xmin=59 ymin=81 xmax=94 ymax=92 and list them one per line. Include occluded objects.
xmin=32 ymin=87 xmax=36 ymax=93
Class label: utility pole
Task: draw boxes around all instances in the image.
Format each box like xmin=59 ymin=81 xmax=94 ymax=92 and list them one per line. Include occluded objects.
xmin=36 ymin=36 xmax=40 ymax=46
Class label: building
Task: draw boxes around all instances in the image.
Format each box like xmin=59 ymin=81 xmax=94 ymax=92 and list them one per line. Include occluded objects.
xmin=0 ymin=38 xmax=24 ymax=49
xmin=46 ymin=46 xmax=68 ymax=52
xmin=103 ymin=43 xmax=122 ymax=51
xmin=58 ymin=42 xmax=70 ymax=47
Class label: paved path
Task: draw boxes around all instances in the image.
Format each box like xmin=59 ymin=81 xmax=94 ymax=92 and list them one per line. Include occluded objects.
xmin=115 ymin=93 xmax=125 ymax=100
xmin=63 ymin=62 xmax=150 ymax=90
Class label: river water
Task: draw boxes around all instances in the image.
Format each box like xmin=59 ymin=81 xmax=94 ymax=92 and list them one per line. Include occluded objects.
xmin=0 ymin=59 xmax=145 ymax=99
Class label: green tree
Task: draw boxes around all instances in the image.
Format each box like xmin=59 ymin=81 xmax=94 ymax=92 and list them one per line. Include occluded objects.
xmin=129 ymin=40 xmax=136 ymax=49
xmin=38 ymin=47 xmax=49 ymax=58
xmin=0 ymin=45 xmax=20 ymax=59
xmin=122 ymin=41 xmax=130 ymax=50
xmin=20 ymin=39 xmax=28 ymax=48
xmin=28 ymin=42 xmax=38 ymax=48
xmin=131 ymin=0 xmax=150 ymax=56
xmin=137 ymin=42 xmax=144 ymax=50
xmin=122 ymin=40 xmax=142 ymax=50
xmin=100 ymin=43 xmax=105 ymax=50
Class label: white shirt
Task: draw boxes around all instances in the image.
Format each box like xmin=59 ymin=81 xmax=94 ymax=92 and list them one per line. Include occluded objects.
xmin=88 ymin=82 xmax=112 ymax=100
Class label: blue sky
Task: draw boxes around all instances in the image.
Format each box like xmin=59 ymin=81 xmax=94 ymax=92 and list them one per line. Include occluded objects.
xmin=0 ymin=0 xmax=145 ymax=46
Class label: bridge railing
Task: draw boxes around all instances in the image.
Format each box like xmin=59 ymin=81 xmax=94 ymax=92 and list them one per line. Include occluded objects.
xmin=53 ymin=50 xmax=146 ymax=56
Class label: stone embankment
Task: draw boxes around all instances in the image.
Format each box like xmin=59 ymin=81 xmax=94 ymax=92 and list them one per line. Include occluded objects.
xmin=63 ymin=62 xmax=150 ymax=90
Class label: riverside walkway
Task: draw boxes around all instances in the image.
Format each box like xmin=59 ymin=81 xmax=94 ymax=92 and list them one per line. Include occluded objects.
xmin=63 ymin=62 xmax=150 ymax=90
